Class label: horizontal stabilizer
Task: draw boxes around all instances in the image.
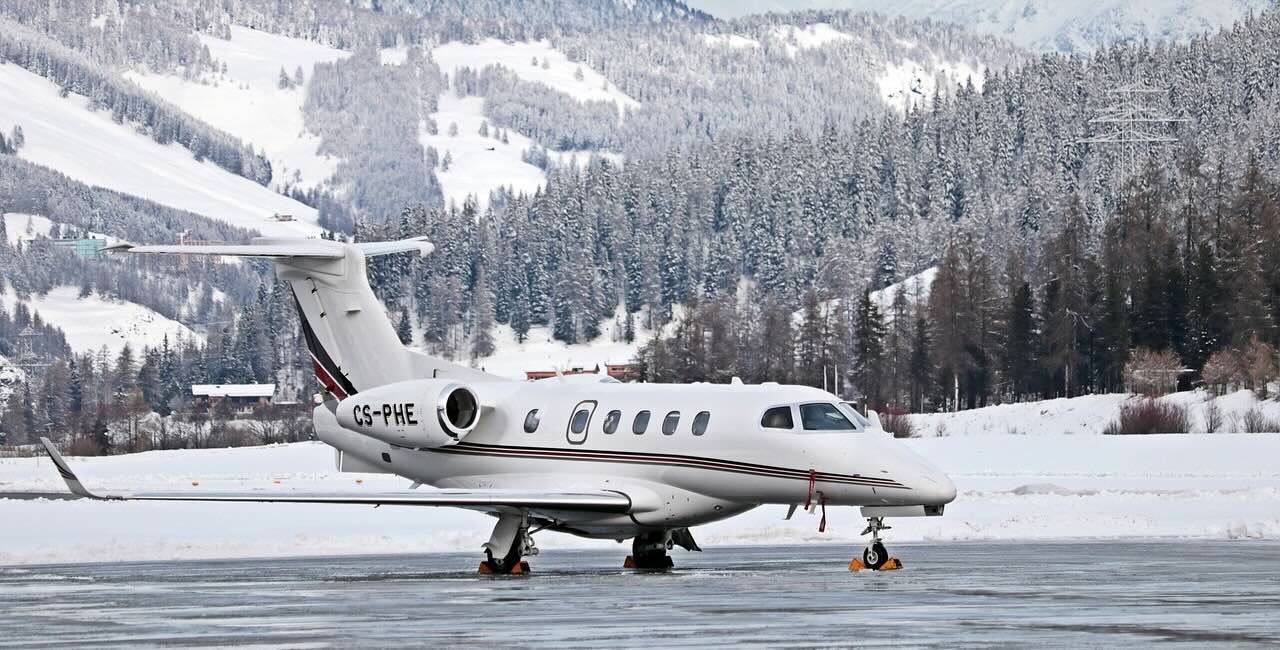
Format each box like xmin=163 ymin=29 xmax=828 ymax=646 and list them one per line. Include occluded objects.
xmin=39 ymin=438 xmax=630 ymax=512
xmin=105 ymin=236 xmax=433 ymax=259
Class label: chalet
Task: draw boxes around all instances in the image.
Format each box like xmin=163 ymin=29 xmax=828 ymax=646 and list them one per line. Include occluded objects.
xmin=191 ymin=384 xmax=276 ymax=417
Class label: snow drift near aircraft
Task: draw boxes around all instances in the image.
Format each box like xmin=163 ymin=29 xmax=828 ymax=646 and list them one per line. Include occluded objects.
xmin=41 ymin=236 xmax=955 ymax=573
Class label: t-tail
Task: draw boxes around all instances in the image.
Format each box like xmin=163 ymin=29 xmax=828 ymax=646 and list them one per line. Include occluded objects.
xmin=108 ymin=237 xmax=500 ymax=396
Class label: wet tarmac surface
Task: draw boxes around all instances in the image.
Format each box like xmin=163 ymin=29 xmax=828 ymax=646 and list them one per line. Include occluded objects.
xmin=2 ymin=541 xmax=1278 ymax=648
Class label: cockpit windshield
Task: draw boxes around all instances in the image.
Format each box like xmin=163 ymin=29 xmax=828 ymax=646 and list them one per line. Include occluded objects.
xmin=799 ymin=403 xmax=857 ymax=431
xmin=839 ymin=402 xmax=873 ymax=429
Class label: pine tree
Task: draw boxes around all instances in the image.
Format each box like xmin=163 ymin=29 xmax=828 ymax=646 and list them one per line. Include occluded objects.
xmin=396 ymin=307 xmax=414 ymax=345
xmin=852 ymin=290 xmax=887 ymax=407
xmin=277 ymin=66 xmax=291 ymax=89
xmin=908 ymin=317 xmax=931 ymax=412
xmin=1002 ymin=282 xmax=1038 ymax=399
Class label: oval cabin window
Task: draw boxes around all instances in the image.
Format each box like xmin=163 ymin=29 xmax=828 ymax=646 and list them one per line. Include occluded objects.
xmin=662 ymin=411 xmax=680 ymax=435
xmin=692 ymin=411 xmax=710 ymax=436
xmin=524 ymin=409 xmax=541 ymax=433
xmin=603 ymin=410 xmax=621 ymax=434
xmin=632 ymin=410 xmax=651 ymax=434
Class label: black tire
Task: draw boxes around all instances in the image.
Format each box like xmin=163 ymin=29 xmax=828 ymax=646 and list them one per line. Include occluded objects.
xmin=863 ymin=542 xmax=888 ymax=570
xmin=483 ymin=538 xmax=525 ymax=574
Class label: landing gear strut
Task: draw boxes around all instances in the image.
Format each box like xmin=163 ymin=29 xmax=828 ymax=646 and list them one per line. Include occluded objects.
xmin=480 ymin=512 xmax=537 ymax=575
xmin=851 ymin=516 xmax=902 ymax=572
xmin=624 ymin=530 xmax=675 ymax=570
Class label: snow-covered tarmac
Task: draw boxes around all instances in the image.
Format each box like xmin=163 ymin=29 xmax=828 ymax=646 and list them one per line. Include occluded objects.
xmin=3 ymin=433 xmax=1279 ymax=565
xmin=2 ymin=542 xmax=1278 ymax=647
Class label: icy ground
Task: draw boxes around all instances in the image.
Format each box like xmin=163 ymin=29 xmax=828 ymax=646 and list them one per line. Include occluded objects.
xmin=3 ymin=426 xmax=1278 ymax=565
xmin=4 ymin=543 xmax=1278 ymax=647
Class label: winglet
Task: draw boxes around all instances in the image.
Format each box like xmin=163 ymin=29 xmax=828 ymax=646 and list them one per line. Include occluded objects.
xmin=39 ymin=437 xmax=96 ymax=499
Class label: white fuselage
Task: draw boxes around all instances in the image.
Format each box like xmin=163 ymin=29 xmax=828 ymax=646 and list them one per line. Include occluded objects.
xmin=316 ymin=377 xmax=956 ymax=540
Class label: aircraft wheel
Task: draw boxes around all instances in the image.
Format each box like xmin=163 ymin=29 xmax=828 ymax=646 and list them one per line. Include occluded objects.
xmin=863 ymin=542 xmax=888 ymax=570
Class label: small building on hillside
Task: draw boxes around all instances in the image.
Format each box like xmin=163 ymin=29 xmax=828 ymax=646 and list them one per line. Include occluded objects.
xmin=606 ymin=363 xmax=640 ymax=382
xmin=191 ymin=384 xmax=276 ymax=417
xmin=524 ymin=363 xmax=641 ymax=382
xmin=25 ymin=237 xmax=107 ymax=259
xmin=525 ymin=365 xmax=600 ymax=381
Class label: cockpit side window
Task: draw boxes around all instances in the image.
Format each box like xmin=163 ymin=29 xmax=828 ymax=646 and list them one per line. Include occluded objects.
xmin=761 ymin=406 xmax=794 ymax=429
xmin=800 ymin=403 xmax=857 ymax=431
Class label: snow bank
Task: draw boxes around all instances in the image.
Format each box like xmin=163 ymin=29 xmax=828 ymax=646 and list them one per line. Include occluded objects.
xmin=125 ymin=26 xmax=348 ymax=193
xmin=4 ymin=428 xmax=1278 ymax=564
xmin=0 ymin=62 xmax=322 ymax=238
xmin=910 ymin=390 xmax=1280 ymax=437
xmin=1 ymin=285 xmax=201 ymax=356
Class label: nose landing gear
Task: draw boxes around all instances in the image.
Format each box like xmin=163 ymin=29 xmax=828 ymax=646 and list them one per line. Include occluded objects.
xmin=850 ymin=516 xmax=903 ymax=571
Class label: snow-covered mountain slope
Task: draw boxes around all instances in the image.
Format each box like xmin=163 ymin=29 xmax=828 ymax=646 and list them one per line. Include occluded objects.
xmin=686 ymin=0 xmax=1271 ymax=53
xmin=430 ymin=39 xmax=639 ymax=112
xmin=0 ymin=63 xmax=322 ymax=238
xmin=124 ymin=26 xmax=349 ymax=192
xmin=870 ymin=266 xmax=936 ymax=316
xmin=1 ymin=285 xmax=202 ymax=356
xmin=417 ymin=39 xmax=632 ymax=208
xmin=420 ymin=94 xmax=553 ymax=210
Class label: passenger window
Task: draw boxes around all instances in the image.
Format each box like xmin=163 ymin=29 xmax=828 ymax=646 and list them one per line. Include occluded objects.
xmin=603 ymin=410 xmax=621 ymax=434
xmin=662 ymin=411 xmax=680 ymax=435
xmin=761 ymin=406 xmax=794 ymax=429
xmin=571 ymin=409 xmax=591 ymax=434
xmin=524 ymin=409 xmax=541 ymax=433
xmin=632 ymin=410 xmax=651 ymax=434
xmin=800 ymin=403 xmax=856 ymax=431
xmin=692 ymin=411 xmax=710 ymax=436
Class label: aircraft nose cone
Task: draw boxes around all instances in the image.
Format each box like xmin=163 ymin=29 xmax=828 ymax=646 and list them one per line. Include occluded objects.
xmin=919 ymin=471 xmax=957 ymax=505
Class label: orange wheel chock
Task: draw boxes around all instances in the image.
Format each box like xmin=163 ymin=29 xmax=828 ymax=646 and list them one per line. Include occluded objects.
xmin=623 ymin=555 xmax=637 ymax=569
xmin=848 ymin=558 xmax=865 ymax=572
xmin=478 ymin=562 xmax=494 ymax=575
xmin=881 ymin=558 xmax=904 ymax=571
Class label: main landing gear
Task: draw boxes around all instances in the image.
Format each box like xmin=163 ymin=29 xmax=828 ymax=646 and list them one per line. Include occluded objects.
xmin=479 ymin=512 xmax=537 ymax=575
xmin=623 ymin=528 xmax=701 ymax=570
xmin=850 ymin=516 xmax=903 ymax=572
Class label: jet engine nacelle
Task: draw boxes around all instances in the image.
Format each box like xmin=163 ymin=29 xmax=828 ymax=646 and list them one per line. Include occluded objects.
xmin=336 ymin=379 xmax=480 ymax=448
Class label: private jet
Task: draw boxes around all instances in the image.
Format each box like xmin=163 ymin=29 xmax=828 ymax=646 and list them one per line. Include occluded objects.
xmin=40 ymin=236 xmax=956 ymax=573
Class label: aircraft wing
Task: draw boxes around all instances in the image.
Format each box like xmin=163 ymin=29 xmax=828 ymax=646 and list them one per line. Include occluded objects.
xmin=38 ymin=438 xmax=630 ymax=513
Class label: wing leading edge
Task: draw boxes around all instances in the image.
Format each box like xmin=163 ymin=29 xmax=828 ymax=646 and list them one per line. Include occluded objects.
xmin=37 ymin=438 xmax=631 ymax=513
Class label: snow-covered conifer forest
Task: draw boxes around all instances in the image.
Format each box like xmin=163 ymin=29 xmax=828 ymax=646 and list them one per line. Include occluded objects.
xmin=2 ymin=0 xmax=1279 ymax=452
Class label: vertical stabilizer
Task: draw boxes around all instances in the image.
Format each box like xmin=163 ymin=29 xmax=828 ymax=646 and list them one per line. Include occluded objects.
xmin=109 ymin=237 xmax=501 ymax=394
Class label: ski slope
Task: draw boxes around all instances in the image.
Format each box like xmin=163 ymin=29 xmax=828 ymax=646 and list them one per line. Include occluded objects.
xmin=0 ymin=63 xmax=322 ymax=238
xmin=420 ymin=95 xmax=552 ymax=210
xmin=879 ymin=57 xmax=984 ymax=112
xmin=430 ymin=40 xmax=639 ymax=112
xmin=124 ymin=25 xmax=349 ymax=192
xmin=3 ymin=428 xmax=1278 ymax=564
xmin=1 ymin=285 xmax=202 ymax=356
xmin=418 ymin=40 xmax=632 ymax=209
